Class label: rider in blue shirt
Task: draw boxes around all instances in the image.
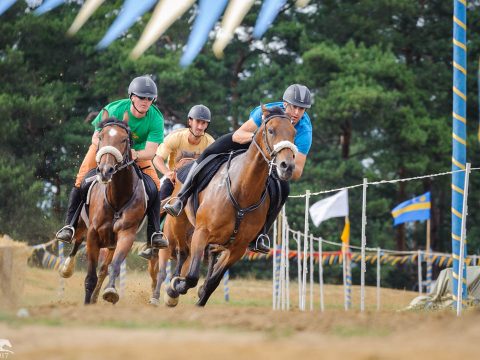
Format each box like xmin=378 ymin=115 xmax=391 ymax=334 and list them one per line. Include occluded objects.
xmin=164 ymin=84 xmax=313 ymax=253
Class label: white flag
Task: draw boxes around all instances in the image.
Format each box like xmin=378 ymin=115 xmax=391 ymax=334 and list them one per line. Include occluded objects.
xmin=309 ymin=190 xmax=349 ymax=227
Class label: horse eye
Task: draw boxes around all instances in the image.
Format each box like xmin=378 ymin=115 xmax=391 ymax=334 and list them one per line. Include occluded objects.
xmin=268 ymin=128 xmax=274 ymax=135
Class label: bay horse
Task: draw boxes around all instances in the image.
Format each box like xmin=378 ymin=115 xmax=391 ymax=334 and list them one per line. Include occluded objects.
xmin=165 ymin=105 xmax=297 ymax=306
xmin=148 ymin=157 xmax=196 ymax=306
xmin=59 ymin=111 xmax=147 ymax=304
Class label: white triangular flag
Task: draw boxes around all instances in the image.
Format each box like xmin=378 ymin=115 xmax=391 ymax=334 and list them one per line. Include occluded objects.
xmin=309 ymin=189 xmax=349 ymax=227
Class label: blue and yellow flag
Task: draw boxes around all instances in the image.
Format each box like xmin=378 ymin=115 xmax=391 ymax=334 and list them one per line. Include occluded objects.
xmin=391 ymin=192 xmax=431 ymax=226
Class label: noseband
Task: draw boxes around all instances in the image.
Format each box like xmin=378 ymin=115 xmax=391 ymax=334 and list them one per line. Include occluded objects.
xmin=95 ymin=122 xmax=135 ymax=175
xmin=251 ymin=114 xmax=298 ymax=175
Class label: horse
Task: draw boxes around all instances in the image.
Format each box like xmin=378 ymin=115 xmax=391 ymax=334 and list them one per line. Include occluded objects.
xmin=147 ymin=156 xmax=196 ymax=306
xmin=165 ymin=105 xmax=297 ymax=306
xmin=59 ymin=111 xmax=147 ymax=304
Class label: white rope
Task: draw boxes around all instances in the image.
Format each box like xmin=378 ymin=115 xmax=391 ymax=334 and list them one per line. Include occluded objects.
xmin=288 ymin=167 xmax=480 ymax=198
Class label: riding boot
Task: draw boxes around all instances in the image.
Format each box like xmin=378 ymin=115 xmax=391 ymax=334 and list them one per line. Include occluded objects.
xmin=55 ymin=187 xmax=84 ymax=243
xmin=248 ymin=206 xmax=279 ymax=254
xmin=139 ymin=211 xmax=166 ymax=260
xmin=146 ymin=191 xmax=168 ymax=249
xmin=164 ymin=162 xmax=199 ymax=217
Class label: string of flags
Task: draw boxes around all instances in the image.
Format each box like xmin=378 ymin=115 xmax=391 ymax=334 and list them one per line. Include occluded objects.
xmin=1 ymin=0 xmax=313 ymax=66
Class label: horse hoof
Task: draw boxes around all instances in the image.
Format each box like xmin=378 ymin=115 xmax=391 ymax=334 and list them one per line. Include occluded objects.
xmin=149 ymin=297 xmax=160 ymax=306
xmin=164 ymin=292 xmax=179 ymax=307
xmin=59 ymin=257 xmax=75 ymax=278
xmin=102 ymin=287 xmax=119 ymax=304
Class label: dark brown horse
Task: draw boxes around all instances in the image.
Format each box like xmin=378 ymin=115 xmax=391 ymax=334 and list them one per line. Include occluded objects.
xmin=165 ymin=105 xmax=297 ymax=306
xmin=59 ymin=112 xmax=147 ymax=304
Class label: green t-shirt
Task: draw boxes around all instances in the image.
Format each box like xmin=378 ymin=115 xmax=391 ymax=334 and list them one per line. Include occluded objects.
xmin=92 ymin=98 xmax=164 ymax=151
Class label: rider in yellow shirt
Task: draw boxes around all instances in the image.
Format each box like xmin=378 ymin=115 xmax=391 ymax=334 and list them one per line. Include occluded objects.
xmin=138 ymin=104 xmax=214 ymax=259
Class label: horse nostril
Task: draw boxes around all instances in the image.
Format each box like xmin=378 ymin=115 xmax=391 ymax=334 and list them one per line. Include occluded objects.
xmin=280 ymin=161 xmax=288 ymax=170
xmin=107 ymin=166 xmax=115 ymax=175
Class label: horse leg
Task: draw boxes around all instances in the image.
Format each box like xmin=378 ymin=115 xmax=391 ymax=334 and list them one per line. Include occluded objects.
xmin=148 ymin=255 xmax=159 ymax=292
xmin=59 ymin=222 xmax=86 ymax=278
xmin=91 ymin=249 xmax=114 ymax=304
xmin=197 ymin=247 xmax=218 ymax=299
xmin=196 ymin=250 xmax=240 ymax=307
xmin=84 ymin=235 xmax=100 ymax=304
xmin=149 ymin=248 xmax=168 ymax=306
xmin=172 ymin=229 xmax=208 ymax=296
xmin=164 ymin=248 xmax=189 ymax=307
xmin=102 ymin=232 xmax=135 ymax=304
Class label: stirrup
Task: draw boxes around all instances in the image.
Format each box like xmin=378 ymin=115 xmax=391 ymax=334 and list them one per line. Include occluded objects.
xmin=163 ymin=196 xmax=184 ymax=217
xmin=56 ymin=225 xmax=75 ymax=243
xmin=150 ymin=231 xmax=168 ymax=249
xmin=256 ymin=234 xmax=271 ymax=249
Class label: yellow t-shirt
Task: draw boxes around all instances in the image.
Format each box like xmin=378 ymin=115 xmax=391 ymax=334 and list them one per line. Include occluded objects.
xmin=156 ymin=128 xmax=215 ymax=170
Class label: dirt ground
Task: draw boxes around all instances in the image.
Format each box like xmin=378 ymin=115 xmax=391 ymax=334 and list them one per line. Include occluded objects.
xmin=1 ymin=267 xmax=479 ymax=360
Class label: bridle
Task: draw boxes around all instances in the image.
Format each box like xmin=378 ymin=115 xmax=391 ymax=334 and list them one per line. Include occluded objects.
xmin=251 ymin=113 xmax=298 ymax=175
xmin=95 ymin=121 xmax=135 ymax=176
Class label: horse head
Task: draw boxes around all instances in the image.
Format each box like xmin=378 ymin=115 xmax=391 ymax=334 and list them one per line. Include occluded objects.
xmin=253 ymin=105 xmax=297 ymax=181
xmin=95 ymin=111 xmax=132 ymax=184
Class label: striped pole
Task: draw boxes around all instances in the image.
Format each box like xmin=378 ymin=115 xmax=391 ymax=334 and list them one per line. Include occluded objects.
xmin=272 ymin=218 xmax=277 ymax=310
xmin=342 ymin=247 xmax=348 ymax=310
xmin=296 ymin=231 xmax=302 ymax=307
xmin=301 ymin=190 xmax=310 ymax=311
xmin=452 ymin=0 xmax=468 ymax=307
xmin=345 ymin=246 xmax=352 ymax=310
xmin=318 ymin=237 xmax=325 ymax=312
xmin=426 ymin=219 xmax=432 ymax=293
xmin=223 ymin=270 xmax=230 ymax=302
xmin=164 ymin=259 xmax=172 ymax=284
xmin=58 ymin=242 xmax=65 ymax=299
xmin=119 ymin=259 xmax=127 ymax=297
xmin=376 ymin=247 xmax=381 ymax=311
xmin=309 ymin=233 xmax=314 ymax=311
xmin=360 ymin=178 xmax=368 ymax=312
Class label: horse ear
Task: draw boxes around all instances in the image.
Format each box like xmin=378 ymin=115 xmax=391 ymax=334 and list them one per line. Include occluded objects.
xmin=122 ymin=111 xmax=129 ymax=124
xmin=101 ymin=108 xmax=109 ymax=121
xmin=261 ymin=103 xmax=270 ymax=118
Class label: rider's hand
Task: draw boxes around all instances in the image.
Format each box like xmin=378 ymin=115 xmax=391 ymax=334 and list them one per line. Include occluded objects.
xmin=166 ymin=170 xmax=175 ymax=181
xmin=131 ymin=149 xmax=139 ymax=161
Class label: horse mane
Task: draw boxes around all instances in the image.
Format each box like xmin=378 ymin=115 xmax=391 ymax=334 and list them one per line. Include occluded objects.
xmin=266 ymin=106 xmax=285 ymax=118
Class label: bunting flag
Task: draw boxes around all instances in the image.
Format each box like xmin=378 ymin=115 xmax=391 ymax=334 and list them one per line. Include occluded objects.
xmin=212 ymin=0 xmax=255 ymax=58
xmin=96 ymin=0 xmax=157 ymax=50
xmin=180 ymin=0 xmax=229 ymax=67
xmin=253 ymin=0 xmax=287 ymax=39
xmin=391 ymin=192 xmax=431 ymax=226
xmin=67 ymin=0 xmax=106 ymax=36
xmin=309 ymin=189 xmax=349 ymax=227
xmin=34 ymin=0 xmax=65 ymax=15
xmin=131 ymin=0 xmax=195 ymax=60
xmin=0 ymin=0 xmax=17 ymax=17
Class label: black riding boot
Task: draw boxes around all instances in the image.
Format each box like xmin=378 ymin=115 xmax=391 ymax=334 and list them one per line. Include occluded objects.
xmin=56 ymin=187 xmax=84 ymax=243
xmin=139 ymin=212 xmax=166 ymax=260
xmin=164 ymin=162 xmax=199 ymax=217
xmin=249 ymin=207 xmax=279 ymax=254
xmin=146 ymin=190 xmax=168 ymax=250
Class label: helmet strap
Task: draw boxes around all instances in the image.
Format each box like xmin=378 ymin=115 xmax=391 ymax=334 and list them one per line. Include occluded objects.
xmin=130 ymin=96 xmax=147 ymax=115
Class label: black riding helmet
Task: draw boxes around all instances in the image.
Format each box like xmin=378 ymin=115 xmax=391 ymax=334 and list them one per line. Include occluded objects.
xmin=187 ymin=104 xmax=211 ymax=122
xmin=128 ymin=75 xmax=158 ymax=99
xmin=283 ymin=84 xmax=312 ymax=109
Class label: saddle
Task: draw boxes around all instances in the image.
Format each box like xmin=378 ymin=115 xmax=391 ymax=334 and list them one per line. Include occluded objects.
xmin=176 ymin=150 xmax=289 ymax=217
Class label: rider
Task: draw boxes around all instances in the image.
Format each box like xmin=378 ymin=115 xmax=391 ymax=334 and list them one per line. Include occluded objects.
xmin=138 ymin=104 xmax=215 ymax=259
xmin=164 ymin=84 xmax=312 ymax=253
xmin=55 ymin=75 xmax=168 ymax=250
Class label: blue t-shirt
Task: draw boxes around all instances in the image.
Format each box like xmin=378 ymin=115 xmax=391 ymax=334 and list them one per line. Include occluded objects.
xmin=249 ymin=102 xmax=312 ymax=155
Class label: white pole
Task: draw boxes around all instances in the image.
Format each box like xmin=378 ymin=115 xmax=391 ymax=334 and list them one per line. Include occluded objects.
xmin=296 ymin=231 xmax=302 ymax=307
xmin=360 ymin=178 xmax=368 ymax=312
xmin=417 ymin=250 xmax=423 ymax=295
xmin=318 ymin=237 xmax=325 ymax=312
xmin=58 ymin=242 xmax=65 ymax=299
xmin=457 ymin=162 xmax=471 ymax=316
xmin=342 ymin=247 xmax=347 ymax=311
xmin=376 ymin=247 xmax=381 ymax=311
xmin=309 ymin=233 xmax=314 ymax=311
xmin=272 ymin=218 xmax=277 ymax=310
xmin=286 ymin=224 xmax=290 ymax=310
xmin=280 ymin=214 xmax=286 ymax=310
xmin=302 ymin=190 xmax=310 ymax=311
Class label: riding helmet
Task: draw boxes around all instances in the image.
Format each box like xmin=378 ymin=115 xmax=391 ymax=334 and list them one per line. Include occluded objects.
xmin=283 ymin=84 xmax=312 ymax=109
xmin=128 ymin=76 xmax=158 ymax=98
xmin=188 ymin=104 xmax=211 ymax=122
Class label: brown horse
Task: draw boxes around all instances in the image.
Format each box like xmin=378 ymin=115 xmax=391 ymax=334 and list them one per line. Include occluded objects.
xmin=165 ymin=105 xmax=297 ymax=306
xmin=147 ymin=157 xmax=196 ymax=306
xmin=59 ymin=112 xmax=147 ymax=304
